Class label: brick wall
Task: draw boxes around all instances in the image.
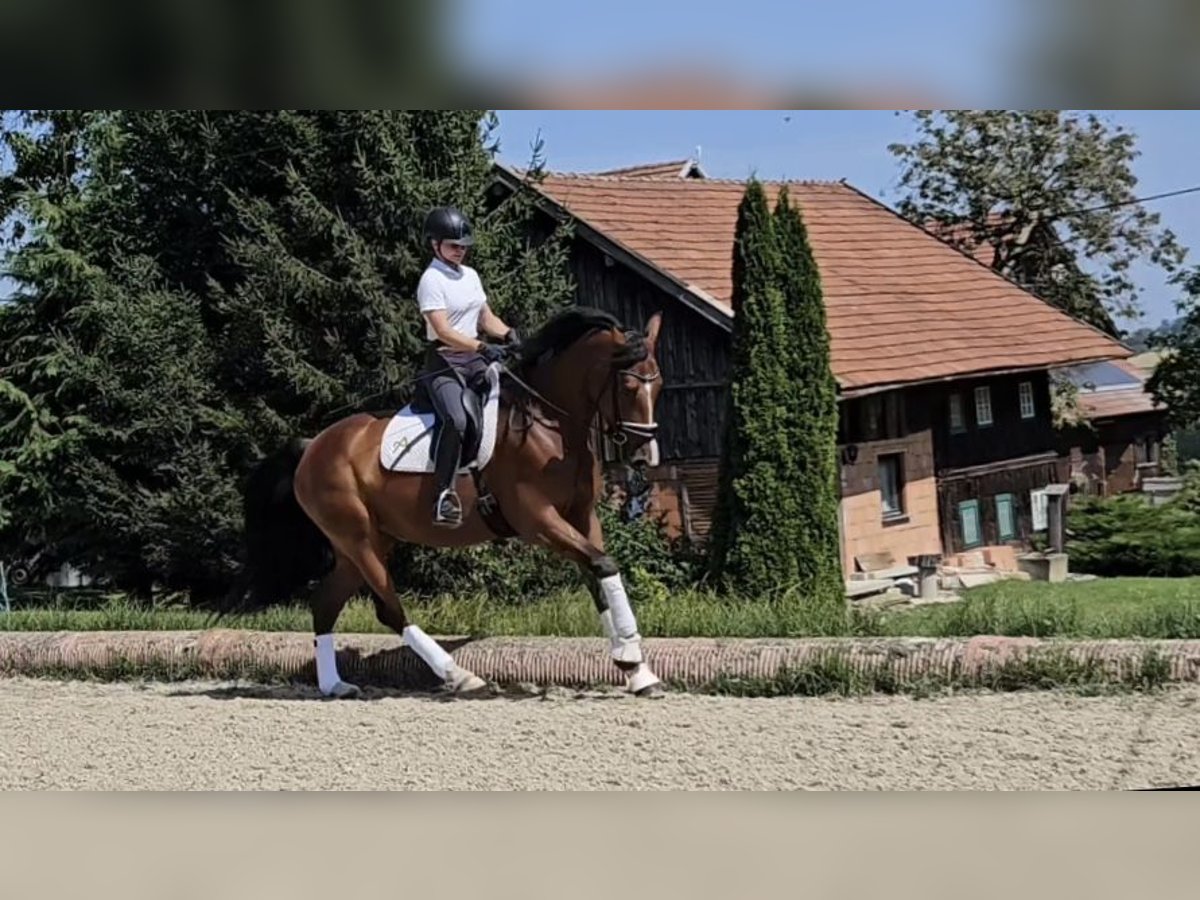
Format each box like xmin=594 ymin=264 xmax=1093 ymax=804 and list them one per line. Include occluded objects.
xmin=627 ymin=436 xmax=944 ymax=576
xmin=838 ymin=429 xmax=943 ymax=575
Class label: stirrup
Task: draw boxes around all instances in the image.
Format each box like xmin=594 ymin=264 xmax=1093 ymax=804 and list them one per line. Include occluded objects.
xmin=433 ymin=489 xmax=463 ymax=527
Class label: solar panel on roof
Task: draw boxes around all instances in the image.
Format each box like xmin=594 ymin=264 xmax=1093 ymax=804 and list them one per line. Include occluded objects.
xmin=1062 ymin=361 xmax=1142 ymax=391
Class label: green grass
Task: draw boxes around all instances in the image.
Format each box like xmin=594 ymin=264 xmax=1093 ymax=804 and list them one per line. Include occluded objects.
xmin=0 ymin=587 xmax=865 ymax=638
xmin=698 ymin=645 xmax=1176 ymax=698
xmin=882 ymin=577 xmax=1200 ymax=639
xmin=2 ymin=577 xmax=1199 ymax=640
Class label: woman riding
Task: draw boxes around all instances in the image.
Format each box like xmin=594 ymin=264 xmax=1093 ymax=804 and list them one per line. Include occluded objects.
xmin=415 ymin=205 xmax=519 ymax=528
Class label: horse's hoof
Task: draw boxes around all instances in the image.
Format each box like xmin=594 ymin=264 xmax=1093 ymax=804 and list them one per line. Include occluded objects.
xmin=323 ymin=681 xmax=362 ymax=700
xmin=445 ymin=665 xmax=491 ymax=696
xmin=626 ymin=665 xmax=664 ymax=698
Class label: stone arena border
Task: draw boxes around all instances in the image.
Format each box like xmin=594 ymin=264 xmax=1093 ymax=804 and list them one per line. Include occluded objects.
xmin=3 ymin=630 xmax=1200 ymax=691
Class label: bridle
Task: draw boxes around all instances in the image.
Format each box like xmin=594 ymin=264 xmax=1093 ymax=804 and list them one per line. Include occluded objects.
xmin=500 ymin=329 xmax=662 ymax=449
xmin=602 ymin=360 xmax=661 ymax=447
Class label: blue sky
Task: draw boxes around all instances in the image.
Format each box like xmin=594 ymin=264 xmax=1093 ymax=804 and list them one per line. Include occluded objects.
xmin=490 ymin=109 xmax=1200 ymax=330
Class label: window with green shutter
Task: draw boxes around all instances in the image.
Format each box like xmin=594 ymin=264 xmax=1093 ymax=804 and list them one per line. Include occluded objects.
xmin=959 ymin=499 xmax=982 ymax=548
xmin=995 ymin=493 xmax=1016 ymax=541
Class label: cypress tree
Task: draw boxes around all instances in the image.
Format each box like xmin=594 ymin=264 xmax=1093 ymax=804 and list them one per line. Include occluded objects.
xmin=707 ymin=180 xmax=844 ymax=604
xmin=771 ymin=187 xmax=844 ymax=607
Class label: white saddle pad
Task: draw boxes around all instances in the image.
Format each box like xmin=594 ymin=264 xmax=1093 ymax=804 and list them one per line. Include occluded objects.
xmin=379 ymin=363 xmax=503 ymax=474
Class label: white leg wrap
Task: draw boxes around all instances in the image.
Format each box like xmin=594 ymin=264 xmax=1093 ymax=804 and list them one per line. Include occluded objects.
xmin=598 ymin=574 xmax=643 ymax=664
xmin=625 ymin=663 xmax=662 ymax=695
xmin=314 ymin=633 xmax=342 ymax=694
xmin=403 ymin=624 xmax=454 ymax=680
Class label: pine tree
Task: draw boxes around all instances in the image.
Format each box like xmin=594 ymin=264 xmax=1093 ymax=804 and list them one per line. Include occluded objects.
xmin=706 ymin=181 xmax=844 ymax=604
xmin=0 ymin=110 xmax=574 ymax=598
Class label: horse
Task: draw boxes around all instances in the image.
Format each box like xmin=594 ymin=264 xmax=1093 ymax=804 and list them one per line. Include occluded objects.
xmin=231 ymin=306 xmax=666 ymax=699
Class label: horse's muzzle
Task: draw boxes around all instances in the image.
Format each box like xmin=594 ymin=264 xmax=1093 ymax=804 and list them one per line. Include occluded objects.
xmin=619 ymin=421 xmax=660 ymax=468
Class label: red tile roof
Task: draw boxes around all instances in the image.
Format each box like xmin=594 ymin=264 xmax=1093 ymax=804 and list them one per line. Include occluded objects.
xmin=1075 ymin=359 xmax=1165 ymax=420
xmin=521 ymin=171 xmax=1130 ymax=393
xmin=1078 ymin=389 xmax=1162 ymax=420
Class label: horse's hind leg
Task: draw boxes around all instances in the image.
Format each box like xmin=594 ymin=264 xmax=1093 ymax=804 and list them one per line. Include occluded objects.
xmin=310 ymin=553 xmax=365 ymax=699
xmin=344 ymin=531 xmax=490 ymax=696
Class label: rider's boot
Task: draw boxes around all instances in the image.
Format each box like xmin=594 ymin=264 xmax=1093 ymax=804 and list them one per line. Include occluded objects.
xmin=432 ymin=422 xmax=464 ymax=528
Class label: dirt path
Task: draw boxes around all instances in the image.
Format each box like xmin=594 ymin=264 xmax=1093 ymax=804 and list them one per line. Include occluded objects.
xmin=1 ymin=677 xmax=1198 ymax=789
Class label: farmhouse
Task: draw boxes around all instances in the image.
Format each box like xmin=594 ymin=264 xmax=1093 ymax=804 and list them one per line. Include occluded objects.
xmin=488 ymin=160 xmax=1135 ymax=577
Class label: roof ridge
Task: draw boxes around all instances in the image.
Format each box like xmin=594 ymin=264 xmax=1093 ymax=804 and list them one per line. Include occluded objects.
xmin=592 ymin=159 xmax=692 ymax=175
xmin=539 ymin=170 xmax=848 ymax=187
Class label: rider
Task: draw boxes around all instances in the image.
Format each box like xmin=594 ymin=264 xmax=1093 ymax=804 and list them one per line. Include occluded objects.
xmin=416 ymin=205 xmax=519 ymax=528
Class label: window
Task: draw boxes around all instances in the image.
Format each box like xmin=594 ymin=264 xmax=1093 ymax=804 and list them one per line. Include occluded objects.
xmin=959 ymin=499 xmax=982 ymax=548
xmin=1019 ymin=381 xmax=1036 ymax=419
xmin=856 ymin=392 xmax=906 ymax=442
xmin=878 ymin=453 xmax=905 ymax=521
xmin=974 ymin=386 xmax=994 ymax=427
xmin=860 ymin=395 xmax=882 ymax=441
xmin=995 ymin=493 xmax=1017 ymax=541
xmin=1030 ymin=488 xmax=1048 ymax=531
xmin=949 ymin=393 xmax=966 ymax=434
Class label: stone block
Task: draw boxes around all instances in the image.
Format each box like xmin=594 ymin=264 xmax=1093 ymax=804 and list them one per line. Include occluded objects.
xmin=984 ymin=545 xmax=1019 ymax=572
xmin=1017 ymin=552 xmax=1069 ymax=583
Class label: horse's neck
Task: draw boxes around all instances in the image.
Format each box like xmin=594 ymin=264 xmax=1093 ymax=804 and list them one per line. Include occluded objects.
xmin=524 ymin=344 xmax=602 ymax=448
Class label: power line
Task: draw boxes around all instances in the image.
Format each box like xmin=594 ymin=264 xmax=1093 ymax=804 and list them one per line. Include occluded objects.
xmin=948 ymin=183 xmax=1200 ymax=241
xmin=1057 ymin=184 xmax=1200 ymax=218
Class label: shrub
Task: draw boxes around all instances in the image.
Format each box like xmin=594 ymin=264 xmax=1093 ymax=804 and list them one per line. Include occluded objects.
xmin=706 ymin=181 xmax=842 ymax=604
xmin=1067 ymin=488 xmax=1200 ymax=577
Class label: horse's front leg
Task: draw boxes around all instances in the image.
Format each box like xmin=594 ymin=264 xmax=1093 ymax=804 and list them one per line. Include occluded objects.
xmin=531 ymin=507 xmax=662 ymax=696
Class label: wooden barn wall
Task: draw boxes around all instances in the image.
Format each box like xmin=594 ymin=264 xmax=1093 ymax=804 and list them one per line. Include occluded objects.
xmin=936 ymin=459 xmax=1061 ymax=554
xmin=917 ymin=371 xmax=1058 ymax=472
xmin=570 ymin=242 xmax=731 ymax=462
xmin=1057 ymin=412 xmax=1169 ymax=496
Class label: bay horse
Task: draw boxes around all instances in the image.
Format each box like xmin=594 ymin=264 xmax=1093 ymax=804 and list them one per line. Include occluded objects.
xmin=233 ymin=306 xmax=666 ymax=699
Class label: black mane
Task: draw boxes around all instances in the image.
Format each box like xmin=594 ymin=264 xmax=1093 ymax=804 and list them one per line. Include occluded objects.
xmin=513 ymin=306 xmax=637 ymax=371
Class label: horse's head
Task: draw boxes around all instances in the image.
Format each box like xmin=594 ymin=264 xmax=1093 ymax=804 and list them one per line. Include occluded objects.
xmin=597 ymin=312 xmax=664 ymax=467
xmin=512 ymin=306 xmax=665 ymax=465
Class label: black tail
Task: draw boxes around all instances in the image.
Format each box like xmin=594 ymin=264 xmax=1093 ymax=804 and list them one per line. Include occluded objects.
xmin=220 ymin=437 xmax=334 ymax=616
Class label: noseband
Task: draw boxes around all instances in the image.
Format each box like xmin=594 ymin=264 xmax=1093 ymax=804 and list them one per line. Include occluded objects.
xmin=604 ymin=361 xmax=661 ymax=446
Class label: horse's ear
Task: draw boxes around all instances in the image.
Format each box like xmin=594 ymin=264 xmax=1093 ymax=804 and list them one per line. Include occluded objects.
xmin=645 ymin=311 xmax=663 ymax=349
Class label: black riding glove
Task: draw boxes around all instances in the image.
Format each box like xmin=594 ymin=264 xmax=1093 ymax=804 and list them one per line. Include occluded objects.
xmin=477 ymin=342 xmax=507 ymax=364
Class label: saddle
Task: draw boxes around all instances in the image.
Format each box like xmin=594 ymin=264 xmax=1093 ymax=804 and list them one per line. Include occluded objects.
xmin=407 ymin=366 xmax=489 ymax=465
xmin=378 ymin=362 xmax=514 ymax=534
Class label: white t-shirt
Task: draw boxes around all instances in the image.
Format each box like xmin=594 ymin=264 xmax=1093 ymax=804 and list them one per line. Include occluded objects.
xmin=416 ymin=258 xmax=487 ymax=342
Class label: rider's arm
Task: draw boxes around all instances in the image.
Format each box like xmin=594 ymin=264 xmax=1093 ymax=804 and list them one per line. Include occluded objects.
xmin=422 ymin=310 xmax=489 ymax=352
xmin=478 ymin=304 xmax=514 ymax=342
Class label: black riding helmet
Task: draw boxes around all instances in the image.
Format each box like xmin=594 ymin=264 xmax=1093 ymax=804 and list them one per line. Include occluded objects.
xmin=423 ymin=206 xmax=474 ymax=247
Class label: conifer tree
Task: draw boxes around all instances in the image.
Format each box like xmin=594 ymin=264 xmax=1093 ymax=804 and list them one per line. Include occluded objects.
xmin=771 ymin=187 xmax=844 ymax=607
xmin=707 ymin=181 xmax=844 ymax=604
xmin=0 ymin=110 xmax=573 ymax=597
